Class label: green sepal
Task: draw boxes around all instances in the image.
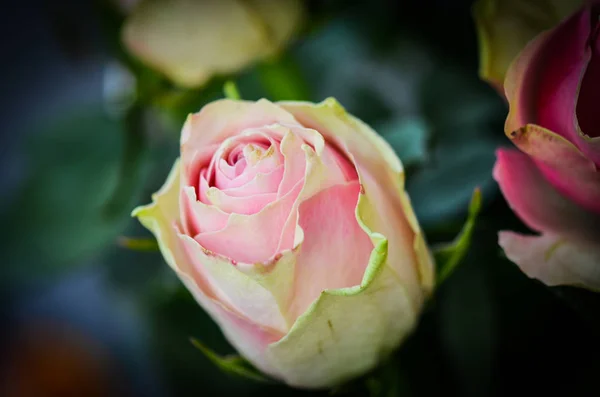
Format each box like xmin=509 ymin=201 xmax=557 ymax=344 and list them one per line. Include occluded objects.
xmin=434 ymin=188 xmax=482 ymax=285
xmin=223 ymin=81 xmax=242 ymax=100
xmin=190 ymin=338 xmax=273 ymax=384
xmin=117 ymin=236 xmax=159 ymax=252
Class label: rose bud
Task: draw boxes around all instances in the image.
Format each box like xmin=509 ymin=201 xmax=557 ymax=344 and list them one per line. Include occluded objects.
xmin=473 ymin=0 xmax=582 ymax=91
xmin=133 ymin=98 xmax=434 ymax=388
xmin=121 ymin=0 xmax=303 ymax=88
xmin=494 ymin=3 xmax=600 ymax=290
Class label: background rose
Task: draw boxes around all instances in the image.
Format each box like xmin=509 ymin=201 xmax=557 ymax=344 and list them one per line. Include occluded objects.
xmin=473 ymin=0 xmax=582 ymax=91
xmin=121 ymin=0 xmax=303 ymax=88
xmin=133 ymin=98 xmax=434 ymax=388
xmin=494 ymin=3 xmax=600 ymax=290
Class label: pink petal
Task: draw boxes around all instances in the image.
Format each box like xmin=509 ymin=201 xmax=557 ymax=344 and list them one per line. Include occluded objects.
xmin=221 ymin=166 xmax=284 ymax=197
xmin=505 ymin=5 xmax=600 ymax=165
xmin=212 ymin=133 xmax=282 ymax=190
xmin=178 ymin=233 xmax=288 ymax=333
xmin=494 ymin=148 xmax=600 ymax=242
xmin=499 ymin=231 xmax=600 ymax=291
xmin=206 ymin=187 xmax=277 ymax=215
xmin=277 ymin=129 xmax=307 ymax=198
xmin=180 ymin=186 xmax=229 ymax=235
xmin=195 ymin=181 xmax=303 ymax=263
xmin=181 ymin=99 xmax=300 ymax=170
xmin=576 ymin=13 xmax=600 ymax=139
xmin=287 ymin=181 xmax=374 ymax=321
xmin=508 ymin=124 xmax=600 ymax=214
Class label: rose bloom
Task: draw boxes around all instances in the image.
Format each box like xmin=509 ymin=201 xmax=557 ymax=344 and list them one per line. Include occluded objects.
xmin=495 ymin=3 xmax=600 ymax=290
xmin=134 ymin=98 xmax=434 ymax=388
xmin=121 ymin=0 xmax=303 ymax=88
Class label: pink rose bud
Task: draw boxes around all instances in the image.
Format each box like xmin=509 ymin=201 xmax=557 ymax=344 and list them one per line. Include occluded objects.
xmin=494 ymin=3 xmax=600 ymax=290
xmin=133 ymin=98 xmax=434 ymax=388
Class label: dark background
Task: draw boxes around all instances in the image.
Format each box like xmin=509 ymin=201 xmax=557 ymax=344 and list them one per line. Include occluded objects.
xmin=0 ymin=0 xmax=598 ymax=396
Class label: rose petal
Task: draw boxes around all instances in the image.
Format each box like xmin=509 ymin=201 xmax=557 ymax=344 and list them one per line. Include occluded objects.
xmin=286 ymin=181 xmax=374 ymax=321
xmin=206 ymin=187 xmax=277 ymax=215
xmin=195 ymin=181 xmax=303 ymax=263
xmin=266 ymin=239 xmax=417 ymax=388
xmin=277 ymin=128 xmax=307 ymax=197
xmin=507 ymin=124 xmax=600 ymax=214
xmin=493 ymin=148 xmax=600 ymax=242
xmin=505 ymin=5 xmax=600 ymax=165
xmin=499 ymin=231 xmax=600 ymax=291
xmin=220 ymin=166 xmax=284 ymax=197
xmin=181 ymin=99 xmax=299 ymax=167
xmin=211 ymin=131 xmax=282 ymax=190
xmin=472 ymin=0 xmax=579 ymax=90
xmin=180 ymin=186 xmax=229 ymax=235
xmin=178 ymin=233 xmax=288 ymax=333
xmin=281 ymin=99 xmax=434 ymax=309
xmin=122 ymin=0 xmax=301 ymax=88
xmin=576 ymin=17 xmax=600 ymax=138
xmin=131 ymin=160 xmax=284 ymax=378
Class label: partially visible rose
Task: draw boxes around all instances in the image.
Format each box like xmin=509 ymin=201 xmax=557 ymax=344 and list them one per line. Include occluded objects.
xmin=473 ymin=0 xmax=582 ymax=91
xmin=133 ymin=98 xmax=434 ymax=388
xmin=495 ymin=3 xmax=600 ymax=290
xmin=121 ymin=0 xmax=303 ymax=88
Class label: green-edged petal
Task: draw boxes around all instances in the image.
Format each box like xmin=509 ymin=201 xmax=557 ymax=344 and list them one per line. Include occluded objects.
xmin=266 ymin=238 xmax=416 ymax=389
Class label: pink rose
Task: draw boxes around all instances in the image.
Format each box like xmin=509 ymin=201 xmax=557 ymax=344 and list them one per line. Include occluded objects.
xmin=495 ymin=3 xmax=600 ymax=290
xmin=133 ymin=98 xmax=434 ymax=388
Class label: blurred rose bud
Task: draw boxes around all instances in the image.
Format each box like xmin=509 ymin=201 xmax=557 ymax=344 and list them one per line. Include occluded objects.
xmin=133 ymin=98 xmax=434 ymax=388
xmin=473 ymin=0 xmax=582 ymax=91
xmin=494 ymin=3 xmax=600 ymax=291
xmin=121 ymin=0 xmax=303 ymax=88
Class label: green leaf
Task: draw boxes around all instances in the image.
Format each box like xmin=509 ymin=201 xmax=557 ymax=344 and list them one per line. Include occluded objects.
xmin=190 ymin=338 xmax=273 ymax=384
xmin=434 ymin=188 xmax=482 ymax=285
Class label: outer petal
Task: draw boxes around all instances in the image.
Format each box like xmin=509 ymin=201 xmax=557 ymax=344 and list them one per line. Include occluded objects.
xmin=287 ymin=181 xmax=374 ymax=321
xmin=280 ymin=99 xmax=435 ymax=309
xmin=178 ymin=233 xmax=288 ymax=333
xmin=121 ymin=0 xmax=302 ymax=87
xmin=505 ymin=5 xmax=600 ymax=165
xmin=499 ymin=231 xmax=600 ymax=291
xmin=493 ymin=148 xmax=600 ymax=242
xmin=131 ymin=160 xmax=284 ymax=378
xmin=508 ymin=124 xmax=600 ymax=214
xmin=266 ymin=238 xmax=416 ymax=388
xmin=472 ymin=0 xmax=580 ymax=90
